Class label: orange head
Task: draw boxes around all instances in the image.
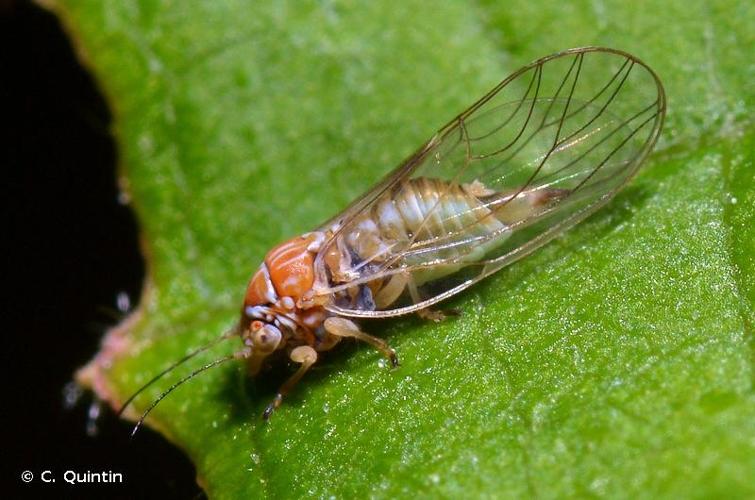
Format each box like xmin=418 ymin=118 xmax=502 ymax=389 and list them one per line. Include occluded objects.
xmin=243 ymin=234 xmax=321 ymax=309
xmin=239 ymin=233 xmax=325 ymax=372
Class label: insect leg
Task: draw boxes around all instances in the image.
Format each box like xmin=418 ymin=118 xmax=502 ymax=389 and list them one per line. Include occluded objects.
xmin=263 ymin=345 xmax=317 ymax=420
xmin=373 ymin=272 xmax=410 ymax=309
xmin=407 ymin=277 xmax=460 ymax=323
xmin=323 ymin=317 xmax=399 ymax=367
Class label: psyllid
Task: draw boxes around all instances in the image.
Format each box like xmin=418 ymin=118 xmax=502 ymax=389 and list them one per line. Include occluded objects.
xmin=120 ymin=47 xmax=666 ymax=434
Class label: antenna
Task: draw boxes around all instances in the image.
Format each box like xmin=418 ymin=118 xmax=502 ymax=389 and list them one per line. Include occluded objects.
xmin=117 ymin=327 xmax=237 ymax=418
xmin=130 ymin=353 xmax=238 ymax=438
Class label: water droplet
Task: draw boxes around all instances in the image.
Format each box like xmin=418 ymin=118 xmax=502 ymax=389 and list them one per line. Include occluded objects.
xmin=62 ymin=382 xmax=82 ymax=409
xmin=116 ymin=292 xmax=131 ymax=313
xmin=117 ymin=191 xmax=131 ymax=205
xmin=86 ymin=402 xmax=101 ymax=436
xmin=138 ymin=134 xmax=154 ymax=155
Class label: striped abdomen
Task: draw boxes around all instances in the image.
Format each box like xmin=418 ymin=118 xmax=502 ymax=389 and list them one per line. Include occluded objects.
xmin=323 ymin=176 xmax=566 ymax=311
xmin=344 ymin=177 xmax=507 ymax=272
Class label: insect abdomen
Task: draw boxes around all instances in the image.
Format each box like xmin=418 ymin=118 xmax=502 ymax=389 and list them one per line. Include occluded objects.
xmin=338 ymin=177 xmax=567 ymax=292
xmin=339 ymin=177 xmax=505 ymax=282
xmin=375 ymin=177 xmax=504 ymax=258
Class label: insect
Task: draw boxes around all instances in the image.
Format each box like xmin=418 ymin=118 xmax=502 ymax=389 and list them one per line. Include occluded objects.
xmin=121 ymin=47 xmax=665 ymax=434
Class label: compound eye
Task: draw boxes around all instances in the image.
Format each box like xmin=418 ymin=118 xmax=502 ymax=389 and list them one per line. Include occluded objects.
xmin=253 ymin=324 xmax=282 ymax=353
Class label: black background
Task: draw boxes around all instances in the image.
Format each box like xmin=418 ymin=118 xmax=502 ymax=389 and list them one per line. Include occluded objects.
xmin=3 ymin=1 xmax=202 ymax=497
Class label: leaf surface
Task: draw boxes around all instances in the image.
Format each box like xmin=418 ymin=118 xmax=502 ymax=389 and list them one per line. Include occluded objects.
xmin=58 ymin=0 xmax=754 ymax=497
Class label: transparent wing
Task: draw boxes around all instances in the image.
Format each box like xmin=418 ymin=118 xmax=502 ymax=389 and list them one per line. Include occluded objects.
xmin=312 ymin=47 xmax=666 ymax=318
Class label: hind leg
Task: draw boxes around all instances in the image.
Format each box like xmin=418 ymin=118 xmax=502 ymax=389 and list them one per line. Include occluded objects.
xmin=407 ymin=277 xmax=460 ymax=323
xmin=416 ymin=308 xmax=460 ymax=322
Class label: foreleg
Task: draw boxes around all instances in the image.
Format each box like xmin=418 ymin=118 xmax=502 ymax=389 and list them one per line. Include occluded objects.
xmin=263 ymin=345 xmax=318 ymax=420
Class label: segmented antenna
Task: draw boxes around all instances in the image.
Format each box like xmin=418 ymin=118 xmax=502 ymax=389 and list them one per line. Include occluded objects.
xmin=130 ymin=353 xmax=238 ymax=438
xmin=117 ymin=328 xmax=237 ymax=418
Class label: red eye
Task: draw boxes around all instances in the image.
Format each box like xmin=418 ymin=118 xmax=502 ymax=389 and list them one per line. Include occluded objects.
xmin=252 ymin=320 xmax=263 ymax=331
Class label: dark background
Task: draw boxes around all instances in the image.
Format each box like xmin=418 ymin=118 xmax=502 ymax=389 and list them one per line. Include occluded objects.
xmin=3 ymin=1 xmax=201 ymax=497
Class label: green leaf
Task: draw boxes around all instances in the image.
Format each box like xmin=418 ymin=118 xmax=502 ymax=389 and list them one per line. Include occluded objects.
xmin=58 ymin=0 xmax=753 ymax=497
